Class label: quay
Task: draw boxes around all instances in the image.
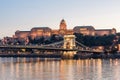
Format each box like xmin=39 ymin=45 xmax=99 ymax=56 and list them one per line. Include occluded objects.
xmin=0 ymin=53 xmax=120 ymax=59
xmin=0 ymin=54 xmax=62 ymax=58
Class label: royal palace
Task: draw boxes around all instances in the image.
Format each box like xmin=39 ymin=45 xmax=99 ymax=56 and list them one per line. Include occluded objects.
xmin=15 ymin=19 xmax=116 ymax=40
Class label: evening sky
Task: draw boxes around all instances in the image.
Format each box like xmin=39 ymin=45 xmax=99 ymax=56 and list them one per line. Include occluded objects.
xmin=0 ymin=0 xmax=120 ymax=38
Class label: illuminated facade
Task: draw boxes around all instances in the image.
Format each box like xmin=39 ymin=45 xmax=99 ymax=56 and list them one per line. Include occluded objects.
xmin=95 ymin=28 xmax=116 ymax=36
xmin=63 ymin=35 xmax=76 ymax=59
xmin=73 ymin=26 xmax=116 ymax=36
xmin=30 ymin=27 xmax=51 ymax=39
xmin=15 ymin=19 xmax=117 ymax=39
xmin=15 ymin=30 xmax=30 ymax=39
xmin=15 ymin=19 xmax=73 ymax=39
xmin=52 ymin=19 xmax=73 ymax=36
xmin=73 ymin=26 xmax=95 ymax=36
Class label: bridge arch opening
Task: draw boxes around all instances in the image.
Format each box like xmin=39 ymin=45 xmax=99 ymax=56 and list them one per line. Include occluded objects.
xmin=63 ymin=35 xmax=76 ymax=59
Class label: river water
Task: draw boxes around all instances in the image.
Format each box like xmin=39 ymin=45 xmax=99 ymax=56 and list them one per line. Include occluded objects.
xmin=0 ymin=58 xmax=120 ymax=80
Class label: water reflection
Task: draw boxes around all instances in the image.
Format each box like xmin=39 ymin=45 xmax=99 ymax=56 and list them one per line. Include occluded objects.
xmin=0 ymin=58 xmax=120 ymax=80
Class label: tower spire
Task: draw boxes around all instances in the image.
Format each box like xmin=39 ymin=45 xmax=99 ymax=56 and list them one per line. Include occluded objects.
xmin=60 ymin=19 xmax=67 ymax=30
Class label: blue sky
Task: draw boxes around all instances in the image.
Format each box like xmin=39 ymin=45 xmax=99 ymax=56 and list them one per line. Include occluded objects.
xmin=0 ymin=0 xmax=120 ymax=38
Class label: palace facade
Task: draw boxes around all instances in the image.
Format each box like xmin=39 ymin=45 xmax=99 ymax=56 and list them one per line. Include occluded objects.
xmin=15 ymin=19 xmax=73 ymax=39
xmin=73 ymin=26 xmax=116 ymax=36
xmin=15 ymin=19 xmax=116 ymax=39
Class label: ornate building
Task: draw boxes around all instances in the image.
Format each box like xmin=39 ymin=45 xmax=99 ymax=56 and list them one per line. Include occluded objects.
xmin=95 ymin=28 xmax=116 ymax=36
xmin=52 ymin=19 xmax=73 ymax=36
xmin=15 ymin=30 xmax=30 ymax=39
xmin=15 ymin=19 xmax=73 ymax=39
xmin=30 ymin=27 xmax=52 ymax=39
xmin=60 ymin=19 xmax=67 ymax=30
xmin=73 ymin=26 xmax=116 ymax=36
xmin=15 ymin=19 xmax=117 ymax=40
xmin=73 ymin=26 xmax=95 ymax=36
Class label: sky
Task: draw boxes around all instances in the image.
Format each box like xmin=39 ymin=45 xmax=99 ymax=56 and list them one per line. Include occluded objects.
xmin=0 ymin=0 xmax=120 ymax=38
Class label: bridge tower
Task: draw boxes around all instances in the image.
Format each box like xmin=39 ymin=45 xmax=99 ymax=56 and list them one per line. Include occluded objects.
xmin=63 ymin=35 xmax=76 ymax=59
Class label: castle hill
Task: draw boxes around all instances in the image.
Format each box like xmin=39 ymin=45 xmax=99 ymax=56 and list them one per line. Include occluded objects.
xmin=0 ymin=19 xmax=120 ymax=59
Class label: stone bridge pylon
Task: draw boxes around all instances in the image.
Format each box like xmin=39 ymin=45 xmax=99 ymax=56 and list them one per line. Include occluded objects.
xmin=63 ymin=35 xmax=76 ymax=59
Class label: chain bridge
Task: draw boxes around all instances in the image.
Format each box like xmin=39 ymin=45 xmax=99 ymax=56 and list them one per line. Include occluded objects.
xmin=0 ymin=35 xmax=104 ymax=59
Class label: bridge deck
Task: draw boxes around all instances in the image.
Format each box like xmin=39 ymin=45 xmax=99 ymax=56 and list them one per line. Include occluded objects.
xmin=0 ymin=45 xmax=104 ymax=53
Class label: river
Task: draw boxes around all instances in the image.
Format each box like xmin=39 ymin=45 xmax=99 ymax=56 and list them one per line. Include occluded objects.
xmin=0 ymin=58 xmax=120 ymax=80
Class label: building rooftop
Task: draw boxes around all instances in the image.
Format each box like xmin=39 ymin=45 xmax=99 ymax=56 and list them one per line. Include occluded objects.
xmin=74 ymin=26 xmax=95 ymax=30
xmin=31 ymin=27 xmax=52 ymax=31
xmin=15 ymin=30 xmax=30 ymax=33
xmin=95 ymin=28 xmax=115 ymax=31
xmin=31 ymin=27 xmax=51 ymax=29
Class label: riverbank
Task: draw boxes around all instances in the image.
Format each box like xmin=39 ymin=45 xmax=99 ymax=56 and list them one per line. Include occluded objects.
xmin=74 ymin=53 xmax=120 ymax=59
xmin=0 ymin=54 xmax=62 ymax=58
xmin=0 ymin=53 xmax=120 ymax=59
